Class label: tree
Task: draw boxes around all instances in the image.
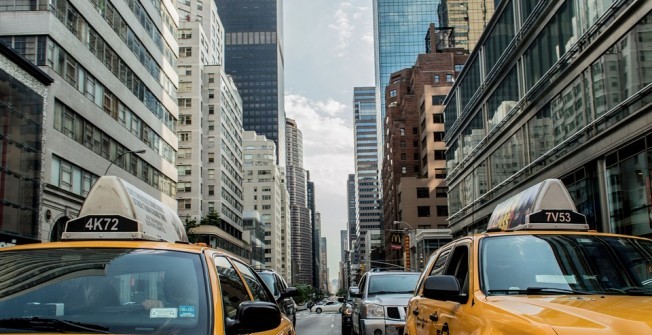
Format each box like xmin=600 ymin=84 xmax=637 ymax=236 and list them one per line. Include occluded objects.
xmin=336 ymin=287 xmax=347 ymax=297
xmin=201 ymin=209 xmax=221 ymax=226
xmin=294 ymin=284 xmax=315 ymax=304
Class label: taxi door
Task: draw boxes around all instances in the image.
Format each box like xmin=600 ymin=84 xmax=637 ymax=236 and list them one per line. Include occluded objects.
xmin=410 ymin=245 xmax=452 ymax=335
xmin=413 ymin=241 xmax=476 ymax=335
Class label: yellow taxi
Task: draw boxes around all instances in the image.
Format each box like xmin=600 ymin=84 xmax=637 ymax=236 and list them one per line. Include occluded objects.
xmin=406 ymin=179 xmax=652 ymax=335
xmin=0 ymin=176 xmax=295 ymax=335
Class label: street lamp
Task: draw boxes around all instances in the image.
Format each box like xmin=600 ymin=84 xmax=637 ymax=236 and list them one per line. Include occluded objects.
xmin=104 ymin=148 xmax=146 ymax=175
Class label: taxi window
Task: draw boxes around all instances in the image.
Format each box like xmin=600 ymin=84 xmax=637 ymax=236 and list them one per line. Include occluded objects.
xmin=214 ymin=256 xmax=252 ymax=319
xmin=429 ymin=248 xmax=451 ymax=276
xmin=480 ymin=235 xmax=652 ymax=295
xmin=0 ymin=248 xmax=209 ymax=335
xmin=232 ymin=260 xmax=274 ymax=302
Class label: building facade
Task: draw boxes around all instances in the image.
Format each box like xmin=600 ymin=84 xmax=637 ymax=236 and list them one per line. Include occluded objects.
xmin=0 ymin=41 xmax=53 ymax=246
xmin=352 ymin=86 xmax=383 ymax=272
xmin=0 ymin=0 xmax=179 ymax=242
xmin=373 ymin=0 xmax=440 ymax=143
xmin=444 ymin=1 xmax=652 ymax=238
xmin=216 ymin=0 xmax=286 ymax=165
xmin=286 ymin=118 xmax=313 ymax=285
xmin=242 ymin=130 xmax=291 ymax=280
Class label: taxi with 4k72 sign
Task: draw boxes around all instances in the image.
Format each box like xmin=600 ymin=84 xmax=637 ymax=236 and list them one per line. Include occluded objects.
xmin=405 ymin=179 xmax=652 ymax=335
xmin=0 ymin=176 xmax=295 ymax=335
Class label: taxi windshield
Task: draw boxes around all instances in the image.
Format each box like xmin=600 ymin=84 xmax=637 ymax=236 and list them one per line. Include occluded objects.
xmin=0 ymin=248 xmax=209 ymax=335
xmin=480 ymin=235 xmax=652 ymax=296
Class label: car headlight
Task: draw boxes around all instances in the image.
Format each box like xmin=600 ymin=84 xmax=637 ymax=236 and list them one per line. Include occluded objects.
xmin=361 ymin=303 xmax=384 ymax=319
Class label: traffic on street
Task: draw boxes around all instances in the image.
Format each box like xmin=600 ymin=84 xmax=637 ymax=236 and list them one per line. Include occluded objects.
xmin=296 ymin=309 xmax=348 ymax=335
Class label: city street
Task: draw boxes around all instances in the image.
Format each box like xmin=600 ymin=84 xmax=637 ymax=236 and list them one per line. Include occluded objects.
xmin=295 ymin=310 xmax=345 ymax=335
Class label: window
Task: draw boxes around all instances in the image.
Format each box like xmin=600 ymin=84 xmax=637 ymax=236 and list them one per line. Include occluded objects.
xmin=208 ymin=90 xmax=215 ymax=99
xmin=435 ymin=187 xmax=447 ymax=198
xmin=417 ymin=206 xmax=431 ymax=217
xmin=208 ymin=185 xmax=214 ymax=195
xmin=434 ymin=75 xmax=440 ymax=82
xmin=208 ymin=153 xmax=215 ymax=163
xmin=433 ymin=132 xmax=445 ymax=141
xmin=214 ymin=256 xmax=252 ymax=318
xmin=434 ymin=150 xmax=446 ymax=160
xmin=179 ymin=132 xmax=191 ymax=141
xmin=446 ymin=74 xmax=454 ymax=82
xmin=416 ymin=187 xmax=429 ymax=198
xmin=179 ymin=165 xmax=191 ymax=176
xmin=180 ymin=47 xmax=192 ymax=57
xmin=400 ymin=128 xmax=405 ymax=136
xmin=400 ymin=153 xmax=406 ymax=160
xmin=178 ymin=98 xmax=192 ymax=108
xmin=208 ymin=105 xmax=214 ymax=114
xmin=433 ymin=113 xmax=444 ymax=123
xmin=437 ymin=206 xmax=448 ymax=216
xmin=454 ymin=64 xmax=464 ymax=72
xmin=390 ymin=89 xmax=397 ymax=98
xmin=401 ymin=167 xmax=407 ymax=174
xmin=179 ymin=29 xmax=192 ymax=39
xmin=432 ymin=95 xmax=446 ymax=105
xmin=434 ymin=168 xmax=447 ymax=179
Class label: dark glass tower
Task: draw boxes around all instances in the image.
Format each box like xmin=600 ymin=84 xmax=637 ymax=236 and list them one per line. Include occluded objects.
xmin=216 ymin=0 xmax=286 ymax=164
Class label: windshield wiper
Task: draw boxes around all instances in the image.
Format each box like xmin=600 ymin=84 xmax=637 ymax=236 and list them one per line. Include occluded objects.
xmin=488 ymin=287 xmax=591 ymax=295
xmin=604 ymin=287 xmax=652 ymax=295
xmin=0 ymin=317 xmax=110 ymax=333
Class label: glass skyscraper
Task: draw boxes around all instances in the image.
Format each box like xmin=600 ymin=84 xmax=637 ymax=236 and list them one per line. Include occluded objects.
xmin=353 ymin=87 xmax=383 ymax=271
xmin=373 ymin=0 xmax=440 ymax=140
xmin=216 ymin=0 xmax=286 ymax=164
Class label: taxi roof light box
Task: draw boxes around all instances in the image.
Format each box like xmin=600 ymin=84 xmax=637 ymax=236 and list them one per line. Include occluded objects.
xmin=62 ymin=176 xmax=188 ymax=243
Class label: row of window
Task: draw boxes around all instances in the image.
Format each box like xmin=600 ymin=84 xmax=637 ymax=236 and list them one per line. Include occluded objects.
xmin=53 ymin=100 xmax=177 ymax=197
xmin=417 ymin=205 xmax=449 ymax=217
xmin=42 ymin=37 xmax=176 ymax=165
xmin=120 ymin=0 xmax=177 ymax=67
xmin=448 ymin=11 xmax=652 ymax=218
xmin=54 ymin=0 xmax=176 ymax=102
xmin=49 ymin=2 xmax=177 ymax=131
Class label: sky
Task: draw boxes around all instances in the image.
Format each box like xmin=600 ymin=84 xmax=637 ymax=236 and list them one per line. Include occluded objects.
xmin=284 ymin=0 xmax=375 ymax=285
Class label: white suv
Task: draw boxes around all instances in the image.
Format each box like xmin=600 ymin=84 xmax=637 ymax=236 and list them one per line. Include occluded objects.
xmin=350 ymin=271 xmax=420 ymax=335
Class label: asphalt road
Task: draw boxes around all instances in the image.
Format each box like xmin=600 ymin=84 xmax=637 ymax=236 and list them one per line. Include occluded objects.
xmin=295 ymin=309 xmax=345 ymax=335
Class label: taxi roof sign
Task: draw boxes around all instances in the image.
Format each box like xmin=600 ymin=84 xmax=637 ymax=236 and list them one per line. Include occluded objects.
xmin=62 ymin=176 xmax=188 ymax=243
xmin=486 ymin=179 xmax=588 ymax=232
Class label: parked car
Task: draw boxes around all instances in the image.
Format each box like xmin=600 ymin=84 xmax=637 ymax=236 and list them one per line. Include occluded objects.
xmin=313 ymin=301 xmax=342 ymax=314
xmin=257 ymin=269 xmax=298 ymax=326
xmin=351 ymin=271 xmax=420 ymax=335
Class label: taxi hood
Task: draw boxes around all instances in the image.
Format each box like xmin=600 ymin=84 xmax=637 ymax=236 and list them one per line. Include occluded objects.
xmin=486 ymin=294 xmax=652 ymax=334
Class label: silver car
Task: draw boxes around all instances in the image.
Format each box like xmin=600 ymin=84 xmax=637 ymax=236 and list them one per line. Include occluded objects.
xmin=350 ymin=271 xmax=420 ymax=335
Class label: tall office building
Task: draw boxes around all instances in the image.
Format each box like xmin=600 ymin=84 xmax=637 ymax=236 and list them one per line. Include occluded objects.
xmin=352 ymin=87 xmax=383 ymax=271
xmin=175 ymin=0 xmax=247 ymax=259
xmin=286 ymin=118 xmax=312 ymax=285
xmin=346 ymin=174 xmax=356 ymax=254
xmin=242 ymin=131 xmax=291 ymax=280
xmin=307 ymin=178 xmax=321 ymax=289
xmin=444 ymin=1 xmax=652 ymax=238
xmin=0 ymin=0 xmax=179 ymax=241
xmin=215 ymin=0 xmax=286 ymax=165
xmin=373 ymin=0 xmax=439 ymax=143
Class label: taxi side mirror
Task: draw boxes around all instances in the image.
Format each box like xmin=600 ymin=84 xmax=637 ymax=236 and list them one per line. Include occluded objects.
xmin=349 ymin=287 xmax=361 ymax=298
xmin=422 ymin=275 xmax=466 ymax=304
xmin=226 ymin=301 xmax=281 ymax=334
xmin=280 ymin=286 xmax=298 ymax=299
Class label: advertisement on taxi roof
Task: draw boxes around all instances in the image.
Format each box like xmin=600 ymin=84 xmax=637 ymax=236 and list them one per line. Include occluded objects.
xmin=488 ymin=182 xmax=542 ymax=230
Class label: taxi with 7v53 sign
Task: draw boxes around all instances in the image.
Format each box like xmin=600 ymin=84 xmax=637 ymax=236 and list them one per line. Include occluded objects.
xmin=0 ymin=176 xmax=295 ymax=335
xmin=405 ymin=179 xmax=652 ymax=335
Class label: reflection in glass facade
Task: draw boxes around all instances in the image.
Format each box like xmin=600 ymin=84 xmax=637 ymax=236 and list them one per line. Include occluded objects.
xmin=0 ymin=51 xmax=50 ymax=240
xmin=443 ymin=0 xmax=652 ymax=237
xmin=216 ymin=0 xmax=285 ymax=165
xmin=374 ymin=0 xmax=439 ymax=141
